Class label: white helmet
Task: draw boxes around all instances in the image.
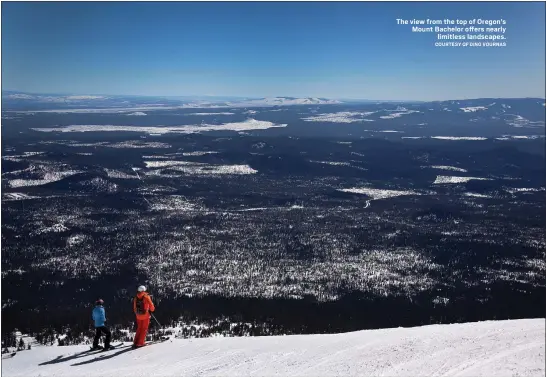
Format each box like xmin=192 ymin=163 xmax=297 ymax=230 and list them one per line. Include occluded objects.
xmin=137 ymin=285 xmax=146 ymax=292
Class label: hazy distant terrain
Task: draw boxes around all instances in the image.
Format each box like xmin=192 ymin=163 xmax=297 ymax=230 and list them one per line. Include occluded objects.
xmin=2 ymin=93 xmax=545 ymax=338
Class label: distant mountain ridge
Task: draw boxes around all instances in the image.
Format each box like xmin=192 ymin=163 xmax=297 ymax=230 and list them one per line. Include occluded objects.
xmin=2 ymin=90 xmax=544 ymax=111
xmin=1 ymin=91 xmax=343 ymax=110
xmin=227 ymin=97 xmax=342 ymax=106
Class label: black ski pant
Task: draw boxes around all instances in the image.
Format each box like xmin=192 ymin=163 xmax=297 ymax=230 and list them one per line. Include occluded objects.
xmin=93 ymin=326 xmax=111 ymax=348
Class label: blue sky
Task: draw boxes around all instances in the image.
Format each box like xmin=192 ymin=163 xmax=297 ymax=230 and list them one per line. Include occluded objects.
xmin=2 ymin=2 xmax=544 ymax=100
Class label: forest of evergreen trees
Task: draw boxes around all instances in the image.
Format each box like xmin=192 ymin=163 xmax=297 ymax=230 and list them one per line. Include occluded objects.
xmin=3 ymin=279 xmax=544 ymax=347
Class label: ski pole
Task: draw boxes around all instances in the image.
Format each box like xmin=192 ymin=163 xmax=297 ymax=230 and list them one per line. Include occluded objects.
xmin=150 ymin=312 xmax=162 ymax=328
xmin=150 ymin=312 xmax=166 ymax=339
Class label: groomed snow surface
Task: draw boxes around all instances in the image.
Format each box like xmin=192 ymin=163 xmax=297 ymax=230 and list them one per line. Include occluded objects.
xmin=4 ymin=319 xmax=543 ymax=377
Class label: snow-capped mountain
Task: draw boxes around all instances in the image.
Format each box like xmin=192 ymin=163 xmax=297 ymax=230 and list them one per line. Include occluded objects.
xmin=2 ymin=92 xmax=108 ymax=102
xmin=228 ymin=97 xmax=342 ymax=107
xmin=1 ymin=91 xmax=342 ymax=111
xmin=2 ymin=319 xmax=543 ymax=377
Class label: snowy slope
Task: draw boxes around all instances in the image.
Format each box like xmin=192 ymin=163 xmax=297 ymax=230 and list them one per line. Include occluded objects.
xmin=2 ymin=319 xmax=544 ymax=377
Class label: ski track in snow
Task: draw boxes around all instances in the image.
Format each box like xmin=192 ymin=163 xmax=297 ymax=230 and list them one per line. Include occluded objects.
xmin=3 ymin=319 xmax=544 ymax=377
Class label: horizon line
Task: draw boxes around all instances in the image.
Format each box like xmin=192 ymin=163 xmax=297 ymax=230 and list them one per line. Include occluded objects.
xmin=2 ymin=89 xmax=545 ymax=103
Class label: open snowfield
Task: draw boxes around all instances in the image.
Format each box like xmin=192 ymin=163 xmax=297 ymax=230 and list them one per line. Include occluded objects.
xmin=30 ymin=119 xmax=287 ymax=134
xmin=302 ymin=111 xmax=375 ymax=123
xmin=2 ymin=319 xmax=544 ymax=377
xmin=338 ymin=187 xmax=419 ymax=200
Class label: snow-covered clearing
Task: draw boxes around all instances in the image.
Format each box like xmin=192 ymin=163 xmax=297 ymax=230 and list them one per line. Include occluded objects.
xmin=8 ymin=171 xmax=82 ymax=188
xmin=505 ymin=187 xmax=546 ymax=194
xmin=30 ymin=119 xmax=286 ymax=134
xmin=182 ymin=151 xmax=219 ymax=156
xmin=104 ymin=169 xmax=138 ymax=179
xmin=2 ymin=319 xmax=543 ymax=377
xmin=302 ymin=111 xmax=375 ymax=123
xmin=504 ymin=114 xmax=545 ymax=128
xmin=433 ymin=176 xmax=492 ymax=184
xmin=148 ymin=196 xmax=201 ymax=211
xmin=310 ymin=160 xmax=352 ymax=166
xmin=143 ymin=160 xmax=258 ymax=177
xmin=427 ymin=165 xmax=468 ymax=173
xmin=338 ymin=187 xmax=419 ymax=200
xmin=431 ymin=136 xmax=488 ymax=141
xmin=2 ymin=193 xmax=40 ymax=201
xmin=144 ymin=160 xmax=196 ymax=168
xmin=464 ymin=192 xmax=493 ymax=198
xmin=187 ymin=112 xmax=235 ymax=116
xmin=497 ymin=135 xmax=545 ymax=140
xmin=460 ymin=106 xmax=487 ymax=112
xmin=379 ymin=109 xmax=420 ymax=119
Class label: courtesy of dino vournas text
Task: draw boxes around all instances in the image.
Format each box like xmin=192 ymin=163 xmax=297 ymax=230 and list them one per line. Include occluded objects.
xmin=396 ymin=18 xmax=507 ymax=47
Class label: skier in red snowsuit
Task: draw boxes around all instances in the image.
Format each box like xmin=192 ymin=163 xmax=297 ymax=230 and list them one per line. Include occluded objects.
xmin=132 ymin=285 xmax=155 ymax=348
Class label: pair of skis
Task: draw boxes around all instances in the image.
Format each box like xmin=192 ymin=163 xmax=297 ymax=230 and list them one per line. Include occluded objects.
xmin=89 ymin=342 xmax=125 ymax=352
xmin=131 ymin=336 xmax=170 ymax=349
xmin=90 ymin=337 xmax=168 ymax=352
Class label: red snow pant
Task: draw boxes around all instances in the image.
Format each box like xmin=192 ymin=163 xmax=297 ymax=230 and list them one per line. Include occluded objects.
xmin=134 ymin=317 xmax=150 ymax=346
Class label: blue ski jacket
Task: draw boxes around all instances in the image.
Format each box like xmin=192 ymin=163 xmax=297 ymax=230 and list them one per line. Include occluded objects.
xmin=92 ymin=306 xmax=106 ymax=328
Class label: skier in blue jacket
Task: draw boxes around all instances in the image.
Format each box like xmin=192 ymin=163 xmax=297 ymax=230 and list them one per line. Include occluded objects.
xmin=91 ymin=299 xmax=112 ymax=350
